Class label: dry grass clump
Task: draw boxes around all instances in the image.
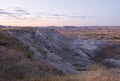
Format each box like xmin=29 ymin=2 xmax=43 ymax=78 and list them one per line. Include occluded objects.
xmin=59 ymin=29 xmax=120 ymax=43
xmin=15 ymin=65 xmax=120 ymax=81
xmin=16 ymin=70 xmax=119 ymax=81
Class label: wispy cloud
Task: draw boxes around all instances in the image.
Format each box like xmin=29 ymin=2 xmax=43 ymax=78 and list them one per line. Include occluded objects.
xmin=0 ymin=7 xmax=31 ymax=20
xmin=14 ymin=7 xmax=30 ymax=15
xmin=0 ymin=7 xmax=95 ymax=20
xmin=48 ymin=14 xmax=94 ymax=19
xmin=37 ymin=12 xmax=94 ymax=19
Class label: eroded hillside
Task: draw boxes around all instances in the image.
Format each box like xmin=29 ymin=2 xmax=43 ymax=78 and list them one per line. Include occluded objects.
xmin=0 ymin=27 xmax=120 ymax=81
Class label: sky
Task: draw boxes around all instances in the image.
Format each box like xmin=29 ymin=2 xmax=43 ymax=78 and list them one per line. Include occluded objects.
xmin=0 ymin=0 xmax=120 ymax=26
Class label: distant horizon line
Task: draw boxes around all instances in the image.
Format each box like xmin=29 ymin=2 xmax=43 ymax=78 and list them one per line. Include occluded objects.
xmin=0 ymin=25 xmax=120 ymax=27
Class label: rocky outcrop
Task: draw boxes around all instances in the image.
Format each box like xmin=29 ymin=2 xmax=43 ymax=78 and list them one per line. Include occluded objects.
xmin=6 ymin=28 xmax=79 ymax=74
xmin=101 ymin=59 xmax=120 ymax=68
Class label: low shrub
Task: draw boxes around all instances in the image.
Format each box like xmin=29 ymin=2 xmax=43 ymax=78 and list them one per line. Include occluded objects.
xmin=25 ymin=51 xmax=34 ymax=58
xmin=0 ymin=38 xmax=8 ymax=45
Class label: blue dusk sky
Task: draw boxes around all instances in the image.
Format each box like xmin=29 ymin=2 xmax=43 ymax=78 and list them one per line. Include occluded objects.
xmin=0 ymin=0 xmax=120 ymax=26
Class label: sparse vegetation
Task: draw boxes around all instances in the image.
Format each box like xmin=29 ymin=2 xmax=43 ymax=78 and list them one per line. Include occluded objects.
xmin=0 ymin=38 xmax=8 ymax=45
xmin=59 ymin=27 xmax=120 ymax=43
xmin=17 ymin=64 xmax=120 ymax=81
xmin=25 ymin=51 xmax=34 ymax=58
xmin=15 ymin=68 xmax=120 ymax=81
